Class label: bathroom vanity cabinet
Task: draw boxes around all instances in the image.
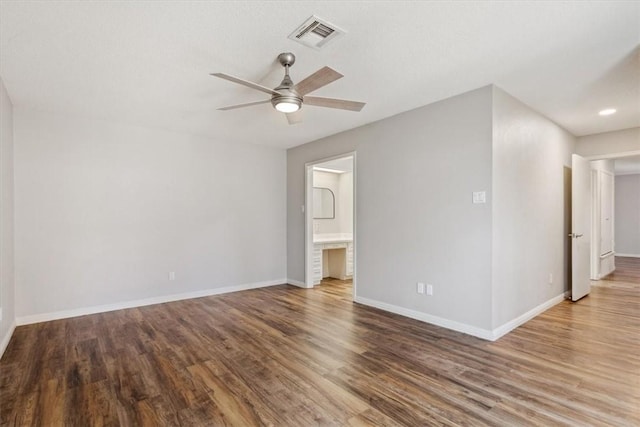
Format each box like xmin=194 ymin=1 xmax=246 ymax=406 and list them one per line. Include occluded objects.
xmin=312 ymin=234 xmax=353 ymax=285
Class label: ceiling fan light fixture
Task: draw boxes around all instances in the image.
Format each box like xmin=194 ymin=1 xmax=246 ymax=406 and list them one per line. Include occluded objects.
xmin=272 ymin=95 xmax=302 ymax=113
xmin=275 ymin=101 xmax=300 ymax=113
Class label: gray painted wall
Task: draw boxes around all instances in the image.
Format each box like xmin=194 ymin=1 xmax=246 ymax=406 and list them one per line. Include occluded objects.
xmin=288 ymin=86 xmax=494 ymax=329
xmin=14 ymin=110 xmax=287 ymax=318
xmin=615 ymin=174 xmax=640 ymax=256
xmin=289 ymin=85 xmax=577 ymax=334
xmin=576 ymin=127 xmax=640 ymax=157
xmin=491 ymin=87 xmax=575 ymax=328
xmin=0 ymin=77 xmax=15 ymax=356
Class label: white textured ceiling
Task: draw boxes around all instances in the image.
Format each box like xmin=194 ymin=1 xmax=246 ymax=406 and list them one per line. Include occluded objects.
xmin=1 ymin=1 xmax=638 ymax=149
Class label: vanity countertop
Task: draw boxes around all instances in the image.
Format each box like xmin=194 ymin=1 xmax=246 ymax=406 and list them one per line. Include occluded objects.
xmin=313 ymin=233 xmax=353 ymax=244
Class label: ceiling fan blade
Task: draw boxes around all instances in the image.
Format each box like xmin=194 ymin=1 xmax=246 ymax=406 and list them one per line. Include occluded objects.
xmin=294 ymin=66 xmax=343 ymax=96
xmin=304 ymin=96 xmax=366 ymax=112
xmin=217 ymin=99 xmax=271 ymax=111
xmin=210 ymin=73 xmax=278 ymax=96
xmin=286 ymin=110 xmax=304 ymax=125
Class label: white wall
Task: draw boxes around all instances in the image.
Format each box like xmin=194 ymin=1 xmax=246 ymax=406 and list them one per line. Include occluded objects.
xmin=0 ymin=77 xmax=16 ymax=357
xmin=615 ymin=174 xmax=640 ymax=256
xmin=289 ymin=86 xmax=494 ymax=331
xmin=14 ymin=110 xmax=286 ymax=320
xmin=313 ymin=171 xmax=340 ymax=234
xmin=576 ymin=127 xmax=640 ymax=158
xmin=312 ymin=170 xmax=353 ymax=235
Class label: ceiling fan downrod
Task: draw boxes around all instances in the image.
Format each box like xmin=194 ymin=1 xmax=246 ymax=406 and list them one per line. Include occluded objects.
xmin=272 ymin=52 xmax=302 ymax=112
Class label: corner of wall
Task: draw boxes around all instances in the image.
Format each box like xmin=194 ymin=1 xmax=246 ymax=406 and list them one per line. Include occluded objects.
xmin=0 ymin=75 xmax=16 ymax=359
xmin=490 ymin=86 xmax=576 ymax=330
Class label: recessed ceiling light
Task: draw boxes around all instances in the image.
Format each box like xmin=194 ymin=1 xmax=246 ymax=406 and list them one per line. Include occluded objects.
xmin=599 ymin=108 xmax=617 ymax=116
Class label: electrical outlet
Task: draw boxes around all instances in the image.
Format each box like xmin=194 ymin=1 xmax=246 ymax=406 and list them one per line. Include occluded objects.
xmin=169 ymin=271 xmax=176 ymax=281
xmin=417 ymin=282 xmax=425 ymax=294
xmin=548 ymin=273 xmax=553 ymax=285
xmin=426 ymin=284 xmax=434 ymax=296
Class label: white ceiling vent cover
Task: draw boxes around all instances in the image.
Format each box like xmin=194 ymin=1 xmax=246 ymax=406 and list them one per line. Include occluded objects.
xmin=288 ymin=16 xmax=345 ymax=50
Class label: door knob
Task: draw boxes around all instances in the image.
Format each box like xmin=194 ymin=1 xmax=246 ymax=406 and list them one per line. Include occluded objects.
xmin=568 ymin=233 xmax=584 ymax=238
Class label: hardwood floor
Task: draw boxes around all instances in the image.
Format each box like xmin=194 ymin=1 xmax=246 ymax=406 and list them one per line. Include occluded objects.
xmin=2 ymin=275 xmax=639 ymax=426
xmin=601 ymin=256 xmax=640 ymax=285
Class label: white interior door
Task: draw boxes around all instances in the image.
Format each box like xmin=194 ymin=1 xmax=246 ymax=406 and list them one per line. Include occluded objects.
xmin=571 ymin=154 xmax=591 ymax=301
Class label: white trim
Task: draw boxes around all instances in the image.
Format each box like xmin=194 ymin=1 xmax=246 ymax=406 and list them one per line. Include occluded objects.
xmin=16 ymin=279 xmax=286 ymax=326
xmin=354 ymin=296 xmax=495 ymax=341
xmin=305 ymin=163 xmax=314 ymax=288
xmin=615 ymin=253 xmax=640 ymax=258
xmin=600 ymin=251 xmax=615 ymax=259
xmin=287 ymin=278 xmax=307 ymax=288
xmin=304 ymin=152 xmax=356 ymax=297
xmin=490 ymin=293 xmax=566 ymax=340
xmin=0 ymin=319 xmax=16 ymax=360
xmin=355 ymin=293 xmax=566 ymax=342
xmin=351 ymin=153 xmax=357 ymax=301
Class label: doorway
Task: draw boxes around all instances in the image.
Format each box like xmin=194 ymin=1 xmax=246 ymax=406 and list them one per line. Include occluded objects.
xmin=304 ymin=153 xmax=355 ymax=299
xmin=586 ymin=151 xmax=640 ymax=281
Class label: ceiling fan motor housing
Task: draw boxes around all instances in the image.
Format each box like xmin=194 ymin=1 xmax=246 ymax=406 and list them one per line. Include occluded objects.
xmin=272 ymin=53 xmax=302 ymax=111
xmin=271 ymin=91 xmax=302 ymax=112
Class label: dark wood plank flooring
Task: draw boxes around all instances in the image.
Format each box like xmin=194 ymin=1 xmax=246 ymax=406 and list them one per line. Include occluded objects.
xmin=1 ymin=275 xmax=639 ymax=426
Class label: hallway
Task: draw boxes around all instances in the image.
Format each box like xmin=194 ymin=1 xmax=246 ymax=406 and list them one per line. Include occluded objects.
xmin=601 ymin=256 xmax=640 ymax=286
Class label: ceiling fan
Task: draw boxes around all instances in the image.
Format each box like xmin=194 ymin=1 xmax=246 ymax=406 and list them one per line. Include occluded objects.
xmin=211 ymin=52 xmax=365 ymax=125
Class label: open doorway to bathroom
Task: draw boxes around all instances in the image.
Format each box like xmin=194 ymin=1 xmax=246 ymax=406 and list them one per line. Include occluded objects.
xmin=305 ymin=154 xmax=355 ymax=298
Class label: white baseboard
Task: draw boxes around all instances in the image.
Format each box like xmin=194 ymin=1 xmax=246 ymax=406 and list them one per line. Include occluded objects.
xmin=16 ymin=278 xmax=287 ymax=326
xmin=354 ymin=296 xmax=495 ymax=341
xmin=0 ymin=319 xmax=16 ymax=360
xmin=490 ymin=293 xmax=566 ymax=340
xmin=615 ymin=253 xmax=640 ymax=258
xmin=286 ymin=278 xmax=308 ymax=288
xmin=354 ymin=293 xmax=566 ymax=342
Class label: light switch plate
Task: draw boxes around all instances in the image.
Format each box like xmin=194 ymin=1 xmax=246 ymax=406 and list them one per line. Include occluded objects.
xmin=472 ymin=191 xmax=486 ymax=204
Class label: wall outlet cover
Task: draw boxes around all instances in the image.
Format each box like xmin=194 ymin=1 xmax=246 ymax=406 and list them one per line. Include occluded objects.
xmin=472 ymin=191 xmax=486 ymax=204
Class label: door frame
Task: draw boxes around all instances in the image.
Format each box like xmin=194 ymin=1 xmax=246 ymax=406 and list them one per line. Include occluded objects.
xmin=584 ymin=150 xmax=640 ymax=280
xmin=304 ymin=152 xmax=356 ymax=300
xmin=590 ymin=168 xmax=615 ymax=279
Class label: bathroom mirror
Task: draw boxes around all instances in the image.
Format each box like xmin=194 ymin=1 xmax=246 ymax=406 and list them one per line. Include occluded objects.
xmin=313 ymin=187 xmax=335 ymax=219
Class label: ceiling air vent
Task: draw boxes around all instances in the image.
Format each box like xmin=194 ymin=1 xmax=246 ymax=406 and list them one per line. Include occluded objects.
xmin=288 ymin=16 xmax=345 ymax=50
